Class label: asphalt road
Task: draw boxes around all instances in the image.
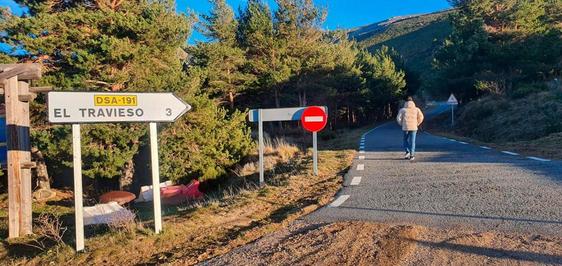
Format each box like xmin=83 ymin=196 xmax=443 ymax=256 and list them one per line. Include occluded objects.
xmin=306 ymin=106 xmax=562 ymax=236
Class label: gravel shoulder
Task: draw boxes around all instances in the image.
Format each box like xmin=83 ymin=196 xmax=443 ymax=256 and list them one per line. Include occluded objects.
xmin=203 ymin=221 xmax=562 ymax=265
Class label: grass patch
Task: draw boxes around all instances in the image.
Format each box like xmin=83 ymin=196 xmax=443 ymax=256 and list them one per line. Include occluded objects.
xmin=426 ymin=100 xmax=562 ymax=160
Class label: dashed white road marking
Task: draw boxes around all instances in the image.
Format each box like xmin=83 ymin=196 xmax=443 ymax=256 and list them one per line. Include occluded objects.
xmin=480 ymin=146 xmax=492 ymax=150
xmin=350 ymin=176 xmax=362 ymax=186
xmin=527 ymin=156 xmax=551 ymax=162
xmin=359 ymin=156 xmax=365 ymax=160
xmin=448 ymin=139 xmax=457 ymax=142
xmin=329 ymin=195 xmax=350 ymax=207
xmin=357 ymin=164 xmax=364 ymax=171
xmin=458 ymin=141 xmax=468 ymax=145
xmin=502 ymin=151 xmax=519 ymax=156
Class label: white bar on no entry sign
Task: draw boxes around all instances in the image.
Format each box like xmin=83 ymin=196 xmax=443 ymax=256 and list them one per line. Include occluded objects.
xmin=304 ymin=116 xmax=324 ymax=122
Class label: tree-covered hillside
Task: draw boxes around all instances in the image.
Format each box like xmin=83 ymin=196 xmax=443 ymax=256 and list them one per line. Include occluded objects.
xmin=350 ymin=11 xmax=453 ymax=76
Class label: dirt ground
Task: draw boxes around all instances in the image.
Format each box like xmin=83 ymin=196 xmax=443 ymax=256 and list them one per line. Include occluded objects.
xmin=203 ymin=221 xmax=562 ymax=266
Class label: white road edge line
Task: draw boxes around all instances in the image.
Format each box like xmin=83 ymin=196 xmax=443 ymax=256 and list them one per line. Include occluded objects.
xmin=480 ymin=146 xmax=492 ymax=150
xmin=527 ymin=156 xmax=551 ymax=162
xmin=502 ymin=151 xmax=520 ymax=156
xmin=329 ymin=195 xmax=350 ymax=207
xmin=359 ymin=156 xmax=365 ymax=160
xmin=350 ymin=176 xmax=362 ymax=186
xmin=357 ymin=164 xmax=364 ymax=171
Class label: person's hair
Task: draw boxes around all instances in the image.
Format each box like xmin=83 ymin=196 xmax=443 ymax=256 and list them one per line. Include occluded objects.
xmin=406 ymin=96 xmax=414 ymax=101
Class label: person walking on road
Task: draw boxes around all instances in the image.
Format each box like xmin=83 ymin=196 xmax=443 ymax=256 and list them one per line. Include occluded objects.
xmin=397 ymin=97 xmax=424 ymax=161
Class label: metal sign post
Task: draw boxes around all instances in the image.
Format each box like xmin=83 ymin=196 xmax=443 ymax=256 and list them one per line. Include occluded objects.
xmin=149 ymin=122 xmax=162 ymax=234
xmin=48 ymin=91 xmax=191 ymax=251
xmin=447 ymin=94 xmax=459 ymax=127
xmin=312 ymin=132 xmax=318 ymax=175
xmin=258 ymin=109 xmax=265 ymax=184
xmin=72 ymin=124 xmax=84 ymax=251
xmin=301 ymin=106 xmax=328 ymax=176
xmin=248 ymin=106 xmax=327 ymax=185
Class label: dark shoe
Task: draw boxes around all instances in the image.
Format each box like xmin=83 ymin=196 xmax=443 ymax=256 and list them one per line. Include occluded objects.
xmin=404 ymin=152 xmax=410 ymax=159
xmin=409 ymin=156 xmax=415 ymax=161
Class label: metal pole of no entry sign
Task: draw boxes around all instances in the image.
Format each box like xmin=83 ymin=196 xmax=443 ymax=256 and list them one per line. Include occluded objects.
xmin=258 ymin=109 xmax=264 ymax=185
xmin=312 ymin=132 xmax=318 ymax=176
xmin=72 ymin=124 xmax=84 ymax=252
xmin=149 ymin=122 xmax=162 ymax=233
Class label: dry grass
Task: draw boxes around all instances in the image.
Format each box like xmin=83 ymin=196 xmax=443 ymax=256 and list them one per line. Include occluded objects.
xmin=107 ymin=208 xmax=144 ymax=237
xmin=235 ymin=137 xmax=300 ymax=177
xmin=29 ymin=214 xmax=67 ymax=251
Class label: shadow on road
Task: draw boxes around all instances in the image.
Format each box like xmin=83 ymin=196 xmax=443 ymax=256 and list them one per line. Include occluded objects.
xmin=337 ymin=206 xmax=562 ymax=226
xmin=403 ymin=238 xmax=562 ymax=264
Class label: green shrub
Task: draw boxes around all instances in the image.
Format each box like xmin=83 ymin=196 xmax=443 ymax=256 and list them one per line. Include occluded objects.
xmin=511 ymin=83 xmax=548 ymax=99
xmin=456 ymin=91 xmax=562 ymax=142
xmin=159 ymin=95 xmax=253 ymax=182
xmin=31 ymin=124 xmax=146 ymax=180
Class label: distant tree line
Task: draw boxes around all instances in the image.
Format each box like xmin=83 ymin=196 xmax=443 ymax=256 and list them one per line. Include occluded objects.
xmin=0 ymin=0 xmax=409 ymax=190
xmin=191 ymin=0 xmax=409 ymax=124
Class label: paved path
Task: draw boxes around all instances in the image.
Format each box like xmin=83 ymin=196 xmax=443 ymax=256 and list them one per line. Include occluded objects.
xmin=306 ymin=109 xmax=562 ymax=236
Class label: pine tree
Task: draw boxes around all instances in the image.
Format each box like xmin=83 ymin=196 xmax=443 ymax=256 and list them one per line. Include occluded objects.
xmin=359 ymin=46 xmax=406 ymax=118
xmin=194 ymin=0 xmax=253 ymax=108
xmin=1 ymin=0 xmax=252 ymax=188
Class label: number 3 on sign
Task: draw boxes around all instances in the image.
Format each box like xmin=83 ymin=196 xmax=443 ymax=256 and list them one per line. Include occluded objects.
xmin=165 ymin=108 xmax=172 ymax=116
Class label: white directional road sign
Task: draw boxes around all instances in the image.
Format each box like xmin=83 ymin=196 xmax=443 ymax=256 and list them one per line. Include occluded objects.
xmin=48 ymin=92 xmax=191 ymax=123
xmin=447 ymin=94 xmax=459 ymax=105
xmin=248 ymin=106 xmax=328 ymax=122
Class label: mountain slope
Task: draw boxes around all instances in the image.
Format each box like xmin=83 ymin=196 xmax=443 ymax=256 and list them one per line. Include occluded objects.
xmin=350 ymin=10 xmax=453 ymax=75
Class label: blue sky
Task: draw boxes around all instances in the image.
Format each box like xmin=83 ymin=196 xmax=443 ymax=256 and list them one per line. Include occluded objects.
xmin=2 ymin=0 xmax=451 ymax=44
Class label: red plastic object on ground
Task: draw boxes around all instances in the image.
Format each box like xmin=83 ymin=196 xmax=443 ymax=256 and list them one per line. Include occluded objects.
xmin=183 ymin=180 xmax=204 ymax=199
xmin=160 ymin=180 xmax=203 ymax=205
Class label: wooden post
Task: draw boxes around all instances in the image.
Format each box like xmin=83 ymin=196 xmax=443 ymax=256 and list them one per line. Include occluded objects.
xmin=4 ymin=76 xmax=32 ymax=238
xmin=18 ymin=81 xmax=32 ymax=235
xmin=0 ymin=64 xmax=41 ymax=239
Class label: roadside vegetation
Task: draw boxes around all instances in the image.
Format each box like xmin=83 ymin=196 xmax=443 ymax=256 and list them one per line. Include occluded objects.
xmin=0 ymin=128 xmax=359 ymax=264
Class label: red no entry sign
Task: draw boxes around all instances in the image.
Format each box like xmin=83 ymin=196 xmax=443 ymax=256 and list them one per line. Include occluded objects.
xmin=301 ymin=106 xmax=328 ymax=132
